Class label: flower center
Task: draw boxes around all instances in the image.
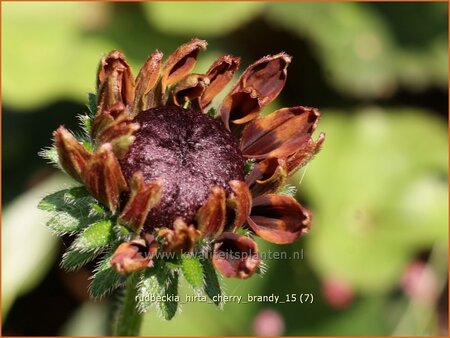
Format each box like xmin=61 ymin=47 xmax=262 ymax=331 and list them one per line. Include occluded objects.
xmin=120 ymin=106 xmax=245 ymax=230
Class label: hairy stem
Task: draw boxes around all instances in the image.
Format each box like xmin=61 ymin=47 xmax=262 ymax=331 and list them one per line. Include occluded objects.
xmin=112 ymin=273 xmax=143 ymax=336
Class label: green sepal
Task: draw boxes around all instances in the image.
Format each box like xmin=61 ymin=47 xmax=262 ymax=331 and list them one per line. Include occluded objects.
xmin=114 ymin=223 xmax=133 ymax=241
xmin=207 ymin=107 xmax=217 ymax=118
xmin=181 ymin=254 xmax=203 ymax=289
xmin=61 ymin=247 xmax=103 ymax=271
xmin=87 ymin=92 xmax=98 ymax=116
xmin=278 ymin=184 xmax=298 ymax=197
xmin=38 ymin=187 xmax=90 ymax=211
xmin=89 ymin=251 xmax=126 ymax=299
xmin=38 ymin=146 xmax=61 ymax=169
xmin=136 ymin=262 xmax=179 ymax=320
xmin=244 ymin=158 xmax=256 ymax=176
xmin=201 ymin=258 xmax=223 ymax=307
xmin=72 ymin=219 xmax=115 ymax=252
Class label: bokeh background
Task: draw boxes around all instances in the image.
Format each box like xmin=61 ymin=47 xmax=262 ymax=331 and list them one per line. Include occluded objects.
xmin=2 ymin=1 xmax=448 ymax=336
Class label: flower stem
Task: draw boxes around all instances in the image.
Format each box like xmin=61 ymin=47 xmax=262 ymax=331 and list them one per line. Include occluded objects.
xmin=112 ymin=273 xmax=143 ymax=336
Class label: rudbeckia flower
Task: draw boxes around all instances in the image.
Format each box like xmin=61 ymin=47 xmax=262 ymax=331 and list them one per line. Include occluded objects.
xmin=40 ymin=38 xmax=324 ymax=318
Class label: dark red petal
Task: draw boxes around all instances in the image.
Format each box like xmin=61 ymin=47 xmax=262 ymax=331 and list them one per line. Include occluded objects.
xmin=239 ymin=52 xmax=291 ymax=104
xmin=212 ymin=232 xmax=260 ymax=279
xmin=158 ymin=218 xmax=201 ymax=253
xmin=201 ymin=55 xmax=240 ymax=108
xmin=246 ymin=158 xmax=287 ymax=197
xmin=110 ymin=237 xmax=159 ymax=275
xmin=240 ymin=106 xmax=320 ymax=159
xmin=83 ymin=143 xmax=128 ymax=213
xmin=97 ymin=50 xmax=135 ymax=112
xmin=220 ymin=88 xmax=262 ymax=130
xmin=248 ymin=194 xmax=311 ymax=244
xmin=161 ymin=38 xmax=207 ymax=92
xmin=286 ymin=132 xmax=325 ymax=174
xmin=195 ymin=186 xmax=226 ymax=239
xmin=53 ymin=126 xmax=92 ymax=182
xmin=132 ymin=50 xmax=163 ymax=115
xmin=171 ymin=73 xmax=210 ymax=107
xmin=119 ymin=172 xmax=163 ymax=232
xmin=226 ymin=180 xmax=252 ymax=231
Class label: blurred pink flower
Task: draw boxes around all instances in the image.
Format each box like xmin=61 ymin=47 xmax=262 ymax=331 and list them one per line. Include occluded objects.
xmin=252 ymin=308 xmax=285 ymax=336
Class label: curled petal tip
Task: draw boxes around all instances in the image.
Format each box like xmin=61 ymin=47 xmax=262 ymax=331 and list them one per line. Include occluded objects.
xmin=246 ymin=158 xmax=287 ymax=197
xmin=111 ymin=238 xmax=158 ymax=275
xmin=53 ymin=126 xmax=92 ymax=182
xmin=213 ymin=232 xmax=260 ymax=279
xmin=201 ymin=55 xmax=240 ymax=108
xmin=97 ymin=50 xmax=135 ymax=113
xmin=158 ymin=218 xmax=201 ymax=253
xmin=161 ymin=38 xmax=208 ymax=92
xmin=286 ymin=131 xmax=325 ymax=174
xmin=220 ymin=88 xmax=262 ymax=130
xmin=119 ymin=173 xmax=163 ymax=232
xmin=171 ymin=73 xmax=210 ymax=107
xmin=226 ymin=180 xmax=252 ymax=231
xmin=132 ymin=50 xmax=164 ymax=115
xmin=196 ymin=186 xmax=226 ymax=238
xmin=83 ymin=143 xmax=128 ymax=213
xmin=248 ymin=194 xmax=311 ymax=244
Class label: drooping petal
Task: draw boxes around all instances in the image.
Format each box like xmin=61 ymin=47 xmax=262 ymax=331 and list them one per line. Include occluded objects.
xmin=160 ymin=39 xmax=207 ymax=94
xmin=83 ymin=143 xmax=128 ymax=213
xmin=246 ymin=158 xmax=288 ymax=196
xmin=158 ymin=218 xmax=201 ymax=253
xmin=220 ymin=87 xmax=262 ymax=130
xmin=171 ymin=74 xmax=210 ymax=108
xmin=201 ymin=55 xmax=240 ymax=108
xmin=97 ymin=50 xmax=135 ymax=113
xmin=238 ymin=52 xmax=291 ymax=103
xmin=212 ymin=232 xmax=260 ymax=279
xmin=248 ymin=194 xmax=311 ymax=244
xmin=195 ymin=186 xmax=226 ymax=238
xmin=240 ymin=106 xmax=321 ymax=159
xmin=132 ymin=50 xmax=163 ymax=115
xmin=119 ymin=172 xmax=163 ymax=232
xmin=111 ymin=236 xmax=159 ymax=275
xmin=286 ymin=132 xmax=325 ymax=174
xmin=53 ymin=126 xmax=92 ymax=182
xmin=226 ymin=180 xmax=252 ymax=231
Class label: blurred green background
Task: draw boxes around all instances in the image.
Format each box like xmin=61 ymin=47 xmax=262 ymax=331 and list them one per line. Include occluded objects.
xmin=2 ymin=1 xmax=448 ymax=336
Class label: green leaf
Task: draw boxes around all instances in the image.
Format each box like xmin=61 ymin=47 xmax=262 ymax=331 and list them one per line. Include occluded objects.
xmin=38 ymin=187 xmax=101 ymax=235
xmin=72 ymin=219 xmax=114 ymax=252
xmin=137 ymin=264 xmax=179 ymax=320
xmin=61 ymin=248 xmax=102 ymax=271
xmin=90 ymin=252 xmax=125 ymax=298
xmin=201 ymin=259 xmax=222 ymax=306
xmin=181 ymin=255 xmax=203 ymax=289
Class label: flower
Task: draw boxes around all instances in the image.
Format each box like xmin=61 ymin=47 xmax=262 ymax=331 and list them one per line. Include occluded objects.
xmin=49 ymin=38 xmax=324 ymax=281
